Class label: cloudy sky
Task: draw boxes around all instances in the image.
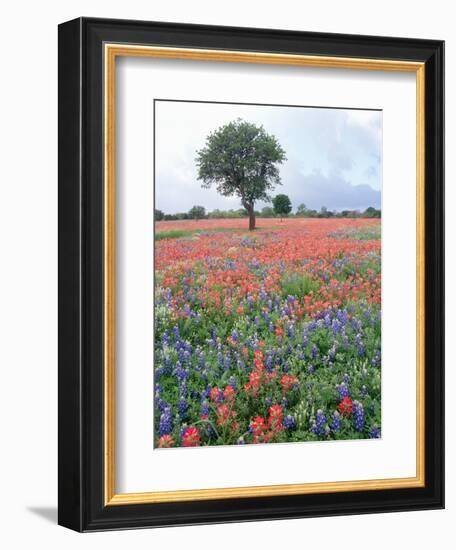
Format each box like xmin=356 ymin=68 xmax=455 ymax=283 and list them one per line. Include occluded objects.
xmin=155 ymin=100 xmax=382 ymax=213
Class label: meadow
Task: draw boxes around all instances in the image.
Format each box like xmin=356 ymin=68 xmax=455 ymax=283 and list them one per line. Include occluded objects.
xmin=154 ymin=218 xmax=381 ymax=448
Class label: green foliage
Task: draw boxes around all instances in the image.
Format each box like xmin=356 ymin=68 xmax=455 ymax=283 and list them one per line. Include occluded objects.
xmin=280 ymin=272 xmax=320 ymax=298
xmin=330 ymin=226 xmax=381 ymax=241
xmin=296 ymin=203 xmax=307 ymax=216
xmin=363 ymin=206 xmax=381 ymax=218
xmin=272 ymin=194 xmax=292 ymax=218
xmin=195 ymin=119 xmax=286 ymax=230
xmin=261 ymin=206 xmax=275 ymax=218
xmin=188 ymin=205 xmax=206 ymax=220
xmin=154 ymin=208 xmax=164 ymax=221
xmin=155 ymin=229 xmax=191 ymax=241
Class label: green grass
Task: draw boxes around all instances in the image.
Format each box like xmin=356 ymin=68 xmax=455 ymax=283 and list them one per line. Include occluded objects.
xmin=155 ymin=226 xmax=280 ymax=241
xmin=280 ymin=273 xmax=320 ymax=298
xmin=155 ymin=229 xmax=194 ymax=241
xmin=330 ymin=227 xmax=381 ymax=241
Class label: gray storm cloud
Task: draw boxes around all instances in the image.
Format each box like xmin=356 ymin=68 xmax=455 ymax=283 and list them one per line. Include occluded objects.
xmin=155 ymin=101 xmax=382 ymax=213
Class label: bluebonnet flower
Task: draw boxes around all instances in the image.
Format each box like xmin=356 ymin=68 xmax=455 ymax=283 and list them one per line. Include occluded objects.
xmin=172 ymin=325 xmax=180 ymax=340
xmin=371 ymin=350 xmax=381 ymax=368
xmin=159 ymin=407 xmax=173 ymax=436
xmin=311 ymin=344 xmax=318 ymax=361
xmin=343 ymin=373 xmax=350 ymax=384
xmin=310 ymin=409 xmax=327 ymax=436
xmin=355 ymin=334 xmax=365 ymax=356
xmin=178 ymin=398 xmax=188 ymax=418
xmin=281 ymin=397 xmax=289 ymax=409
xmin=307 ymin=364 xmax=315 ymax=375
xmin=162 ymin=330 xmax=170 ymax=346
xmin=265 ymin=397 xmax=272 ymax=408
xmin=175 ymin=362 xmax=188 ymax=383
xmin=228 ymin=376 xmax=237 ymax=391
xmin=200 ymin=400 xmax=209 ymax=418
xmin=155 ymin=367 xmax=165 ymax=380
xmin=336 ymin=309 xmax=348 ymax=324
xmin=361 ymin=385 xmax=369 ymax=397
xmin=201 ymin=385 xmax=211 ymax=401
xmin=330 ymin=411 xmax=341 ymax=432
xmin=236 ymin=437 xmax=245 ymax=444
xmin=265 ymin=353 xmax=273 ymax=373
xmin=352 ymin=401 xmax=365 ymax=432
xmin=197 ymin=353 xmax=206 ymax=369
xmin=284 ymin=415 xmax=297 ymax=431
xmin=351 ymin=318 xmax=361 ymax=331
xmin=163 ymin=356 xmax=172 ymax=375
xmin=337 ymin=382 xmax=350 ymax=399
xmin=369 ymin=425 xmax=381 ymax=439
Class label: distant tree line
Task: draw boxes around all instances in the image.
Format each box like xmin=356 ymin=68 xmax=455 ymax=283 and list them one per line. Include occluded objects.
xmin=155 ymin=200 xmax=381 ymax=222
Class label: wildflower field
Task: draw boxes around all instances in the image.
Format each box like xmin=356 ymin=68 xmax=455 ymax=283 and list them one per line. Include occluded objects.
xmin=154 ymin=218 xmax=381 ymax=448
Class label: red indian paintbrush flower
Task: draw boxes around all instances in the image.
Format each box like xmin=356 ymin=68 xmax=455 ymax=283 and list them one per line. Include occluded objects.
xmin=158 ymin=434 xmax=175 ymax=448
xmin=182 ymin=426 xmax=201 ymax=447
xmin=223 ymin=385 xmax=236 ymax=401
xmin=280 ymin=374 xmax=299 ymax=393
xmin=338 ymin=396 xmax=353 ymax=416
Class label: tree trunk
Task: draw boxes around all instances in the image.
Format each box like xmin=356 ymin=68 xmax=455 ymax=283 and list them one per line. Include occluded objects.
xmin=248 ymin=206 xmax=256 ymax=231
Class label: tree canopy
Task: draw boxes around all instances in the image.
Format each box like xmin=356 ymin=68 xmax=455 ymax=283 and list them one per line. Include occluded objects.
xmin=272 ymin=194 xmax=292 ymax=220
xmin=196 ymin=119 xmax=286 ymax=230
xmin=188 ymin=205 xmax=206 ymax=220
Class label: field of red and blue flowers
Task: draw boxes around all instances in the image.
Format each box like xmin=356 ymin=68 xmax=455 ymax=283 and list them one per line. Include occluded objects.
xmin=154 ymin=218 xmax=381 ymax=448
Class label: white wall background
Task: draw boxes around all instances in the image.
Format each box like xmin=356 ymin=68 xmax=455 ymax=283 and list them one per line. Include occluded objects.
xmin=0 ymin=0 xmax=451 ymax=547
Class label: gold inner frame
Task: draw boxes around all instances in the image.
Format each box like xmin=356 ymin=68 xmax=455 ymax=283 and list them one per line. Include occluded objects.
xmin=104 ymin=44 xmax=426 ymax=506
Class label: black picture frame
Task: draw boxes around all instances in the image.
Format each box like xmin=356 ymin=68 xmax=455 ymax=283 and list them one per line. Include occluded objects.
xmin=58 ymin=17 xmax=444 ymax=532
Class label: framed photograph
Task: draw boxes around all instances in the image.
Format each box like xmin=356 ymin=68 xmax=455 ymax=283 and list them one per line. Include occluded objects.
xmin=58 ymin=17 xmax=444 ymax=531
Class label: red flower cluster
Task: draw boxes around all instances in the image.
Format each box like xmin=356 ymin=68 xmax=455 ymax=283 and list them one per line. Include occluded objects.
xmin=281 ymin=374 xmax=299 ymax=393
xmin=182 ymin=426 xmax=201 ymax=447
xmin=250 ymin=416 xmax=267 ymax=443
xmin=268 ymin=405 xmax=284 ymax=433
xmin=158 ymin=434 xmax=175 ymax=448
xmin=248 ymin=405 xmax=284 ymax=444
xmin=216 ymin=403 xmax=237 ymax=427
xmin=210 ymin=387 xmax=224 ymax=403
xmin=338 ymin=396 xmax=353 ymax=416
xmin=244 ymin=372 xmax=262 ymax=396
xmin=223 ymin=385 xmax=236 ymax=401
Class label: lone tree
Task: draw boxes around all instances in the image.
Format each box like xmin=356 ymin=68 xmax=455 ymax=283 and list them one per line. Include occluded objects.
xmin=196 ymin=119 xmax=286 ymax=230
xmin=188 ymin=205 xmax=206 ymax=220
xmin=272 ymin=194 xmax=292 ymax=221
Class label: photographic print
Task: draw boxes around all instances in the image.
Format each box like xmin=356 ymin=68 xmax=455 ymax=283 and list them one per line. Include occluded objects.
xmin=59 ymin=20 xmax=444 ymax=530
xmin=154 ymin=100 xmax=382 ymax=449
